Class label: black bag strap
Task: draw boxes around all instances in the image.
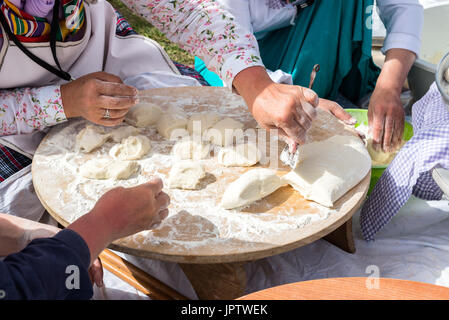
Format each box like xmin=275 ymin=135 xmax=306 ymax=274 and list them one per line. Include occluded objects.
xmin=0 ymin=0 xmax=73 ymax=81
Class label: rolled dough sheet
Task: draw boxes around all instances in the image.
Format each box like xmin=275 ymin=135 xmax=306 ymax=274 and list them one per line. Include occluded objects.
xmin=283 ymin=135 xmax=371 ymax=207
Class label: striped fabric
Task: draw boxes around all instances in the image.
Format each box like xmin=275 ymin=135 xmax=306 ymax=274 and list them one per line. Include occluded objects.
xmin=0 ymin=144 xmax=31 ymax=182
xmin=0 ymin=0 xmax=85 ymax=42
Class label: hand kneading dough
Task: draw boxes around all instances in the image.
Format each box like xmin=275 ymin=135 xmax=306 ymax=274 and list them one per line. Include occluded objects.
xmin=109 ymin=135 xmax=151 ymax=160
xmin=79 ymin=158 xmax=139 ymax=180
xmin=220 ymin=168 xmax=286 ymax=209
xmin=76 ymin=125 xmax=110 ymax=153
xmin=205 ymin=118 xmax=244 ymax=146
xmin=168 ymin=161 xmax=206 ymax=190
xmin=156 ymin=106 xmax=189 ymax=140
xmin=218 ymin=143 xmax=261 ymax=167
xmin=172 ymin=138 xmax=210 ymax=160
xmin=125 ymin=102 xmax=163 ymax=127
xmin=110 ymin=126 xmax=140 ymax=143
xmin=187 ymin=113 xmax=220 ymax=135
xmin=282 ymin=135 xmax=371 ymax=207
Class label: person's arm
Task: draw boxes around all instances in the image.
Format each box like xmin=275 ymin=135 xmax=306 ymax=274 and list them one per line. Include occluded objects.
xmin=0 ymin=178 xmax=170 ymax=300
xmin=0 ymin=213 xmax=60 ymax=257
xmin=0 ymin=72 xmax=138 ymax=137
xmin=369 ymin=0 xmax=423 ymax=151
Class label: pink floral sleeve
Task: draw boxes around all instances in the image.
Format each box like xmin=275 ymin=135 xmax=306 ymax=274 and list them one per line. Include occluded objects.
xmin=120 ymin=0 xmax=264 ymax=88
xmin=0 ymin=85 xmax=67 ymax=136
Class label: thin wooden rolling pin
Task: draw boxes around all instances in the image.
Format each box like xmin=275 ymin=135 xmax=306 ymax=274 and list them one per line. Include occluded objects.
xmin=100 ymin=249 xmax=188 ymax=300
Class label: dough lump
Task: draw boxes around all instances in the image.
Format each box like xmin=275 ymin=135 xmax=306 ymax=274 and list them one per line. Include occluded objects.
xmin=110 ymin=126 xmax=140 ymax=143
xmin=156 ymin=106 xmax=189 ymax=140
xmin=125 ymin=102 xmax=163 ymax=127
xmin=172 ymin=138 xmax=210 ymax=160
xmin=218 ymin=143 xmax=261 ymax=167
xmin=282 ymin=135 xmax=371 ymax=207
xmin=187 ymin=113 xmax=220 ymax=135
xmin=76 ymin=125 xmax=110 ymax=153
xmin=205 ymin=117 xmax=244 ymax=146
xmin=79 ymin=158 xmax=139 ymax=180
xmin=109 ymin=135 xmax=151 ymax=160
xmin=168 ymin=161 xmax=206 ymax=190
xmin=220 ymin=168 xmax=285 ymax=209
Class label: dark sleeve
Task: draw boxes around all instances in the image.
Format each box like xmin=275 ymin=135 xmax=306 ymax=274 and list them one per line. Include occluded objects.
xmin=0 ymin=229 xmax=93 ymax=300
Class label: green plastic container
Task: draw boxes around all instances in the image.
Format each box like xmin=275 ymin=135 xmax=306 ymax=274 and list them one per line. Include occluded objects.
xmin=345 ymin=109 xmax=414 ymax=194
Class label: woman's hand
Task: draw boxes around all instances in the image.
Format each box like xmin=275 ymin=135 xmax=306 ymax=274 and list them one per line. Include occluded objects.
xmin=61 ymin=72 xmax=138 ymax=127
xmin=233 ymin=66 xmax=319 ymax=149
xmin=317 ymin=98 xmax=356 ymax=125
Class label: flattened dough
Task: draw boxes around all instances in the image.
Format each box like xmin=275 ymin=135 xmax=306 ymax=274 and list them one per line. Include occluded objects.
xmin=205 ymin=117 xmax=244 ymax=146
xmin=76 ymin=125 xmax=110 ymax=153
xmin=218 ymin=143 xmax=261 ymax=167
xmin=187 ymin=113 xmax=220 ymax=135
xmin=109 ymin=135 xmax=151 ymax=160
xmin=156 ymin=106 xmax=189 ymax=140
xmin=168 ymin=161 xmax=206 ymax=190
xmin=282 ymin=135 xmax=371 ymax=207
xmin=125 ymin=102 xmax=163 ymax=127
xmin=220 ymin=168 xmax=286 ymax=209
xmin=172 ymin=138 xmax=210 ymax=160
xmin=110 ymin=126 xmax=140 ymax=143
xmin=79 ymin=158 xmax=139 ymax=180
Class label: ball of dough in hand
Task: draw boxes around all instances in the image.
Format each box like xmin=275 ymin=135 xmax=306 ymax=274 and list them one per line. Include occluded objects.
xmin=125 ymin=102 xmax=163 ymax=127
xmin=172 ymin=138 xmax=210 ymax=160
xmin=218 ymin=143 xmax=261 ymax=167
xmin=76 ymin=125 xmax=110 ymax=153
xmin=168 ymin=161 xmax=206 ymax=190
xmin=220 ymin=168 xmax=285 ymax=209
xmin=109 ymin=135 xmax=151 ymax=160
xmin=79 ymin=158 xmax=139 ymax=180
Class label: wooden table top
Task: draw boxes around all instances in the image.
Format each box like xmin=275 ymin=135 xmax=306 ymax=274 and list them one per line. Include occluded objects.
xmin=238 ymin=277 xmax=449 ymax=300
xmin=32 ymin=87 xmax=370 ymax=264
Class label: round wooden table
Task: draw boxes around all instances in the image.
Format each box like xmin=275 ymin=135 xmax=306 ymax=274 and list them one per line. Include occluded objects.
xmin=32 ymin=87 xmax=370 ymax=299
xmin=238 ymin=277 xmax=449 ymax=300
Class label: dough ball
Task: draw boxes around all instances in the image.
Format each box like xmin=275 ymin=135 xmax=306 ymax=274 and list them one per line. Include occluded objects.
xmin=110 ymin=126 xmax=140 ymax=143
xmin=205 ymin=118 xmax=244 ymax=146
xmin=445 ymin=67 xmax=449 ymax=83
xmin=76 ymin=125 xmax=110 ymax=153
xmin=168 ymin=161 xmax=206 ymax=190
xmin=172 ymin=138 xmax=210 ymax=160
xmin=109 ymin=135 xmax=151 ymax=160
xmin=156 ymin=106 xmax=189 ymax=140
xmin=218 ymin=143 xmax=261 ymax=167
xmin=79 ymin=158 xmax=139 ymax=180
xmin=125 ymin=102 xmax=163 ymax=127
xmin=282 ymin=135 xmax=371 ymax=207
xmin=187 ymin=113 xmax=221 ymax=135
xmin=220 ymin=168 xmax=285 ymax=209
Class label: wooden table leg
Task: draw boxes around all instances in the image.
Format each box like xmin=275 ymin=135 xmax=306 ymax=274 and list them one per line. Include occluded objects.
xmin=323 ymin=218 xmax=356 ymax=254
xmin=179 ymin=262 xmax=247 ymax=300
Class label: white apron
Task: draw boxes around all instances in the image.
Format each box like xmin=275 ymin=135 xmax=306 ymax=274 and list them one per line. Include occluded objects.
xmin=0 ymin=0 xmax=199 ymax=220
